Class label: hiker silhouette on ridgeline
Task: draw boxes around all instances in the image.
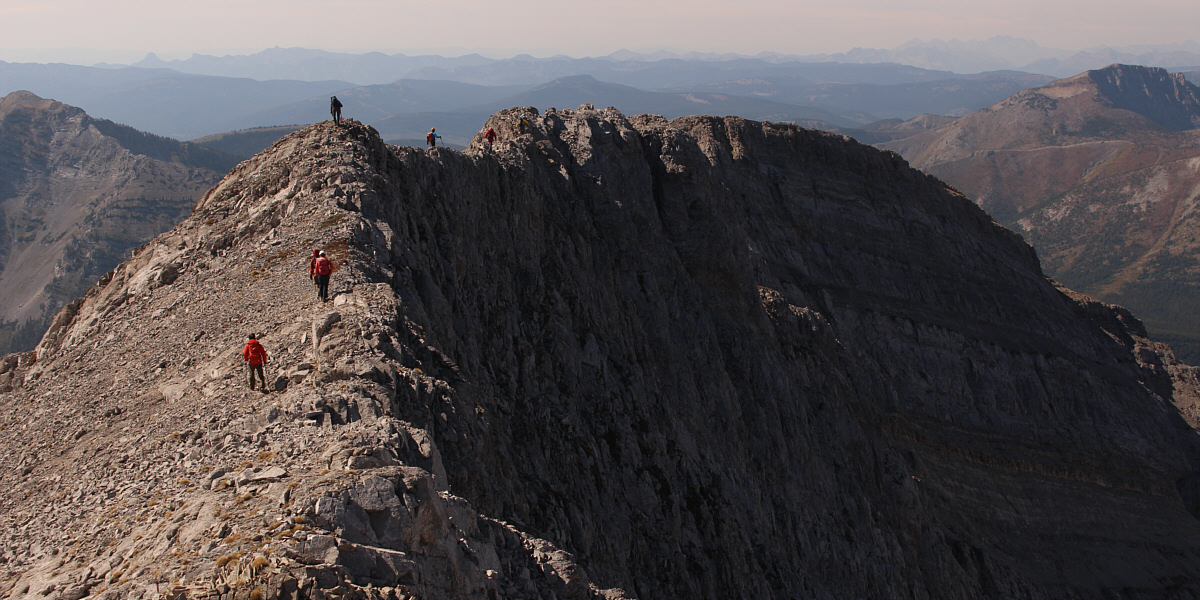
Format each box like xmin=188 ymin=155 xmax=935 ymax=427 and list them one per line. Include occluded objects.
xmin=243 ymin=334 xmax=269 ymax=391
xmin=330 ymin=96 xmax=343 ymax=123
xmin=313 ymin=250 xmax=333 ymax=302
xmin=427 ymin=127 xmax=441 ymax=148
xmin=484 ymin=127 xmax=497 ymax=151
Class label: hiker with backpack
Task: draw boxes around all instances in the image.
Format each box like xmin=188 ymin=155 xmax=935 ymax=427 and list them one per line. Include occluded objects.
xmin=243 ymin=334 xmax=269 ymax=391
xmin=313 ymin=250 xmax=333 ymax=302
xmin=308 ymin=248 xmax=320 ymax=284
xmin=330 ymin=96 xmax=343 ymax=123
xmin=485 ymin=127 xmax=497 ymax=151
xmin=427 ymin=128 xmax=441 ymax=148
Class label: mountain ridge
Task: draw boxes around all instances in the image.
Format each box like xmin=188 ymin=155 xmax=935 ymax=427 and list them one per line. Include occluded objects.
xmin=0 ymin=90 xmax=239 ymax=355
xmin=5 ymin=109 xmax=1200 ymax=599
xmin=875 ymin=63 xmax=1200 ymax=362
xmin=1087 ymin=63 xmax=1200 ymax=130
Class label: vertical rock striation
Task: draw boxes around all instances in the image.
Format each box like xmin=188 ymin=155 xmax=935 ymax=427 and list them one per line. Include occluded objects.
xmin=3 ymin=107 xmax=1200 ymax=600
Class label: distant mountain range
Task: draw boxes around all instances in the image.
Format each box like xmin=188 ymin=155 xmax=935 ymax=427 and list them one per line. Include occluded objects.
xmin=876 ymin=64 xmax=1200 ymax=361
xmin=0 ymin=61 xmax=351 ymax=139
xmin=7 ymin=42 xmax=1195 ymax=148
xmin=126 ymin=39 xmax=1200 ymax=83
xmin=0 ymin=91 xmax=239 ymax=354
xmin=695 ymin=70 xmax=1056 ymax=119
xmin=1 ymin=57 xmax=1055 ymax=145
xmin=812 ymin=37 xmax=1200 ymax=77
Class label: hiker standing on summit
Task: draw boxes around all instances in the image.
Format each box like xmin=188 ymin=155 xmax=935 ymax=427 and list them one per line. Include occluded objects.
xmin=485 ymin=127 xmax=497 ymax=151
xmin=313 ymin=250 xmax=333 ymax=302
xmin=330 ymin=96 xmax=343 ymax=123
xmin=243 ymin=334 xmax=269 ymax=391
xmin=427 ymin=127 xmax=441 ymax=148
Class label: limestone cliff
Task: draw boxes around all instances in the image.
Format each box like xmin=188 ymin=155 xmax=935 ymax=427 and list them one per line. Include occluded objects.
xmin=3 ymin=107 xmax=1200 ymax=600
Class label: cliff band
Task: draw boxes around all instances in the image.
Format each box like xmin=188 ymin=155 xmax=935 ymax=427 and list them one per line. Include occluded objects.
xmin=3 ymin=106 xmax=1200 ymax=600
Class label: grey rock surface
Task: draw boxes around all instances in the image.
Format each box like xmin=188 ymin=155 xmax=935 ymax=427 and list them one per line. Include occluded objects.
xmin=2 ymin=108 xmax=1200 ymax=600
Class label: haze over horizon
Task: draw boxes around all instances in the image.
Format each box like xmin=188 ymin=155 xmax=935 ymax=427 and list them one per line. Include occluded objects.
xmin=2 ymin=0 xmax=1198 ymax=66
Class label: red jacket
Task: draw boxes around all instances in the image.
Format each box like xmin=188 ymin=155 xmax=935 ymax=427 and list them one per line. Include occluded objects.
xmin=243 ymin=339 xmax=267 ymax=365
xmin=308 ymin=249 xmax=320 ymax=277
xmin=315 ymin=256 xmax=332 ymax=276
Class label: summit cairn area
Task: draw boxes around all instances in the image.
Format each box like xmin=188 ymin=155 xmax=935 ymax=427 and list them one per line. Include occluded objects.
xmin=3 ymin=108 xmax=1200 ymax=599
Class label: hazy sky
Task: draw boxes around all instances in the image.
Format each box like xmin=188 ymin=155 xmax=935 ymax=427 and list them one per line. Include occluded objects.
xmin=1 ymin=0 xmax=1197 ymax=64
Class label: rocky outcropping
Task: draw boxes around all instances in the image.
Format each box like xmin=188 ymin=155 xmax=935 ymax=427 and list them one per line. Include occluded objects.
xmin=1089 ymin=64 xmax=1200 ymax=130
xmin=3 ymin=108 xmax=1200 ymax=600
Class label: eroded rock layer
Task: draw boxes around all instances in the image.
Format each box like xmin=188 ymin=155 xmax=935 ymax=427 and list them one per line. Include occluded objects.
xmin=3 ymin=108 xmax=1200 ymax=600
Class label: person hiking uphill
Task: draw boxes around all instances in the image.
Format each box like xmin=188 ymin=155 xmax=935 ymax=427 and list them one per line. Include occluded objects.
xmin=243 ymin=334 xmax=269 ymax=391
xmin=308 ymin=248 xmax=320 ymax=284
xmin=330 ymin=96 xmax=343 ymax=123
xmin=314 ymin=250 xmax=333 ymax=302
xmin=484 ymin=127 xmax=497 ymax=151
xmin=427 ymin=127 xmax=441 ymax=148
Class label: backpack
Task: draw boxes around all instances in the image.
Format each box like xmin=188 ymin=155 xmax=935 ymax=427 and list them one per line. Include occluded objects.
xmin=244 ymin=340 xmax=267 ymax=364
xmin=315 ymin=256 xmax=332 ymax=275
xmin=427 ymin=131 xmax=435 ymax=144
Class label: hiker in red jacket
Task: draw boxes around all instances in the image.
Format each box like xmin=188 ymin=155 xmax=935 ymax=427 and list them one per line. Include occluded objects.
xmin=308 ymin=248 xmax=320 ymax=283
xmin=314 ymin=250 xmax=333 ymax=302
xmin=484 ymin=127 xmax=497 ymax=151
xmin=243 ymin=334 xmax=269 ymax=391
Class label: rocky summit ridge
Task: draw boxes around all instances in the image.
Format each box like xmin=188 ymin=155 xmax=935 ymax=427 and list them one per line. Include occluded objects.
xmin=3 ymin=107 xmax=1200 ymax=600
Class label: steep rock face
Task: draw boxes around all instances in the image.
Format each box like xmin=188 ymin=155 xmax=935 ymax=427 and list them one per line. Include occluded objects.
xmin=3 ymin=110 xmax=1200 ymax=600
xmin=1089 ymin=64 xmax=1200 ymax=131
xmin=0 ymin=90 xmax=238 ymax=355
